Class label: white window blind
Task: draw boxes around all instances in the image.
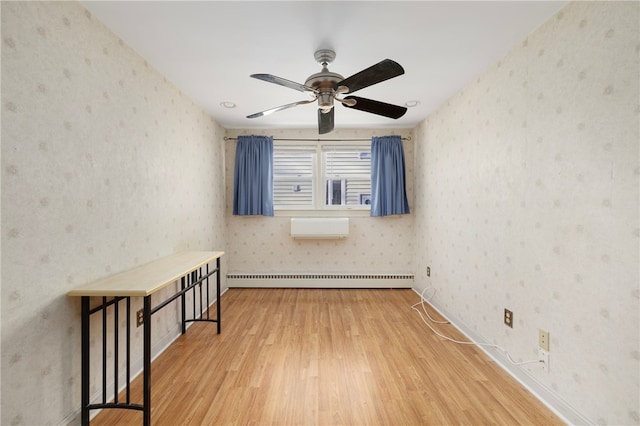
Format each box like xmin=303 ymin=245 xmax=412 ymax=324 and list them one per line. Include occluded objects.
xmin=273 ymin=147 xmax=314 ymax=209
xmin=324 ymin=146 xmax=371 ymax=207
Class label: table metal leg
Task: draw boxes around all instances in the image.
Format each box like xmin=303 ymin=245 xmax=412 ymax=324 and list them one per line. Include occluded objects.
xmin=216 ymin=257 xmax=221 ymax=334
xmin=81 ymin=297 xmax=90 ymax=426
xmin=143 ymin=296 xmax=152 ymax=426
xmin=180 ymin=276 xmax=186 ymax=334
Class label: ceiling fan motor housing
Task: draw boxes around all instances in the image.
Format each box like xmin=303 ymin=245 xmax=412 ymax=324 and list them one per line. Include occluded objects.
xmin=304 ymin=70 xmax=344 ymax=91
xmin=304 ymin=49 xmax=344 ymax=112
xmin=305 ymin=72 xmax=343 ymax=111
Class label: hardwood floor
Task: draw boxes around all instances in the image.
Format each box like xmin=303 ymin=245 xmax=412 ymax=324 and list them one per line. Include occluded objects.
xmin=91 ymin=288 xmax=563 ymax=425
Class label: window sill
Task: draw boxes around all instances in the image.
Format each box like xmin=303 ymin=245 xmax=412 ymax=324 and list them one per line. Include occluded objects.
xmin=274 ymin=209 xmax=371 ymax=218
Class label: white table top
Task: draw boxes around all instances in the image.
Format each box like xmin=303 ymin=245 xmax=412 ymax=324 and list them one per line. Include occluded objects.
xmin=67 ymin=251 xmax=224 ymax=297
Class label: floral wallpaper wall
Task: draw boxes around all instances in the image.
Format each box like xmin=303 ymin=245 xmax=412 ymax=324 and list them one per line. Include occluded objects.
xmin=1 ymin=2 xmax=226 ymax=425
xmin=3 ymin=1 xmax=637 ymax=425
xmin=225 ymin=128 xmax=414 ymax=276
xmin=413 ymin=2 xmax=639 ymax=425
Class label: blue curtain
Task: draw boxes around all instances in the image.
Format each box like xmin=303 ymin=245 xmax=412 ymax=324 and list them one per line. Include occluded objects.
xmin=233 ymin=135 xmax=274 ymax=216
xmin=370 ymin=135 xmax=410 ymax=216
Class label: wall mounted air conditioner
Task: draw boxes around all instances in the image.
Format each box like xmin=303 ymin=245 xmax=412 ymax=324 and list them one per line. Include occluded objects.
xmin=290 ymin=218 xmax=349 ymax=239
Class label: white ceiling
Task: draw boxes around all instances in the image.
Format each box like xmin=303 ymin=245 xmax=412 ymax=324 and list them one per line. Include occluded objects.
xmin=83 ymin=1 xmax=567 ymax=132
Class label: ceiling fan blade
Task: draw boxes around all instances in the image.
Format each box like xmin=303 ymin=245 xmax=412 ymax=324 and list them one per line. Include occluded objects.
xmin=247 ymin=98 xmax=316 ymax=119
xmin=251 ymin=74 xmax=317 ymax=93
xmin=342 ymin=96 xmax=407 ymax=119
xmin=335 ymin=59 xmax=405 ymax=94
xmin=318 ymin=108 xmax=334 ymax=134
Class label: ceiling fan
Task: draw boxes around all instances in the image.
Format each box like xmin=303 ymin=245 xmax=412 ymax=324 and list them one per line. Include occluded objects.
xmin=246 ymin=49 xmax=407 ymax=134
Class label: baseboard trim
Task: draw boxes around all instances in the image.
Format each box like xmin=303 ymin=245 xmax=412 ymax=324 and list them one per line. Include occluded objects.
xmin=227 ymin=272 xmax=413 ymax=288
xmin=412 ymin=288 xmax=592 ymax=425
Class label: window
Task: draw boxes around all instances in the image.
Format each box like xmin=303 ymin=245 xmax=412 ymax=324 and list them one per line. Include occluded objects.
xmin=273 ymin=142 xmax=371 ymax=211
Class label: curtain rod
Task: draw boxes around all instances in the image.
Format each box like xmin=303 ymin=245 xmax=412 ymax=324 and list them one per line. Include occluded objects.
xmin=224 ymin=136 xmax=410 ymax=142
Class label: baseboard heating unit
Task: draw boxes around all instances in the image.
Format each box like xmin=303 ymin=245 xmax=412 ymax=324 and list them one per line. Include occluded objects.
xmin=226 ymin=273 xmax=414 ymax=288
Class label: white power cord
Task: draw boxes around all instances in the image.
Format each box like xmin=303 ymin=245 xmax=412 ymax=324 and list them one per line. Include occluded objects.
xmin=412 ymin=287 xmax=542 ymax=367
xmin=414 ymin=287 xmax=449 ymax=324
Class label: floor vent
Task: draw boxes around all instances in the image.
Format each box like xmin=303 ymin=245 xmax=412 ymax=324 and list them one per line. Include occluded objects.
xmin=226 ymin=273 xmax=413 ymax=288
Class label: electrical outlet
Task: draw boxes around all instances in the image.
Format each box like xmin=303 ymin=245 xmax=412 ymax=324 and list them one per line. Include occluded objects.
xmin=426 ymin=266 xmax=431 ymax=277
xmin=538 ymin=329 xmax=550 ymax=351
xmin=136 ymin=309 xmax=144 ymax=327
xmin=539 ymin=348 xmax=549 ymax=372
xmin=504 ymin=308 xmax=513 ymax=328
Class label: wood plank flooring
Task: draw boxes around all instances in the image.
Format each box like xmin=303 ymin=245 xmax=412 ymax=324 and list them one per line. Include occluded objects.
xmin=91 ymin=288 xmax=563 ymax=425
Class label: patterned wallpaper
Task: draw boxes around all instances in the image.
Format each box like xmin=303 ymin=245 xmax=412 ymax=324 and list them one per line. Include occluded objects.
xmin=225 ymin=128 xmax=414 ymax=275
xmin=1 ymin=2 xmax=226 ymax=425
xmin=413 ymin=2 xmax=639 ymax=425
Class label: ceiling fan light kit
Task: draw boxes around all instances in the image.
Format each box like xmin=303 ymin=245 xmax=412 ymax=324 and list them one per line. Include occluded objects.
xmin=248 ymin=49 xmax=407 ymax=134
